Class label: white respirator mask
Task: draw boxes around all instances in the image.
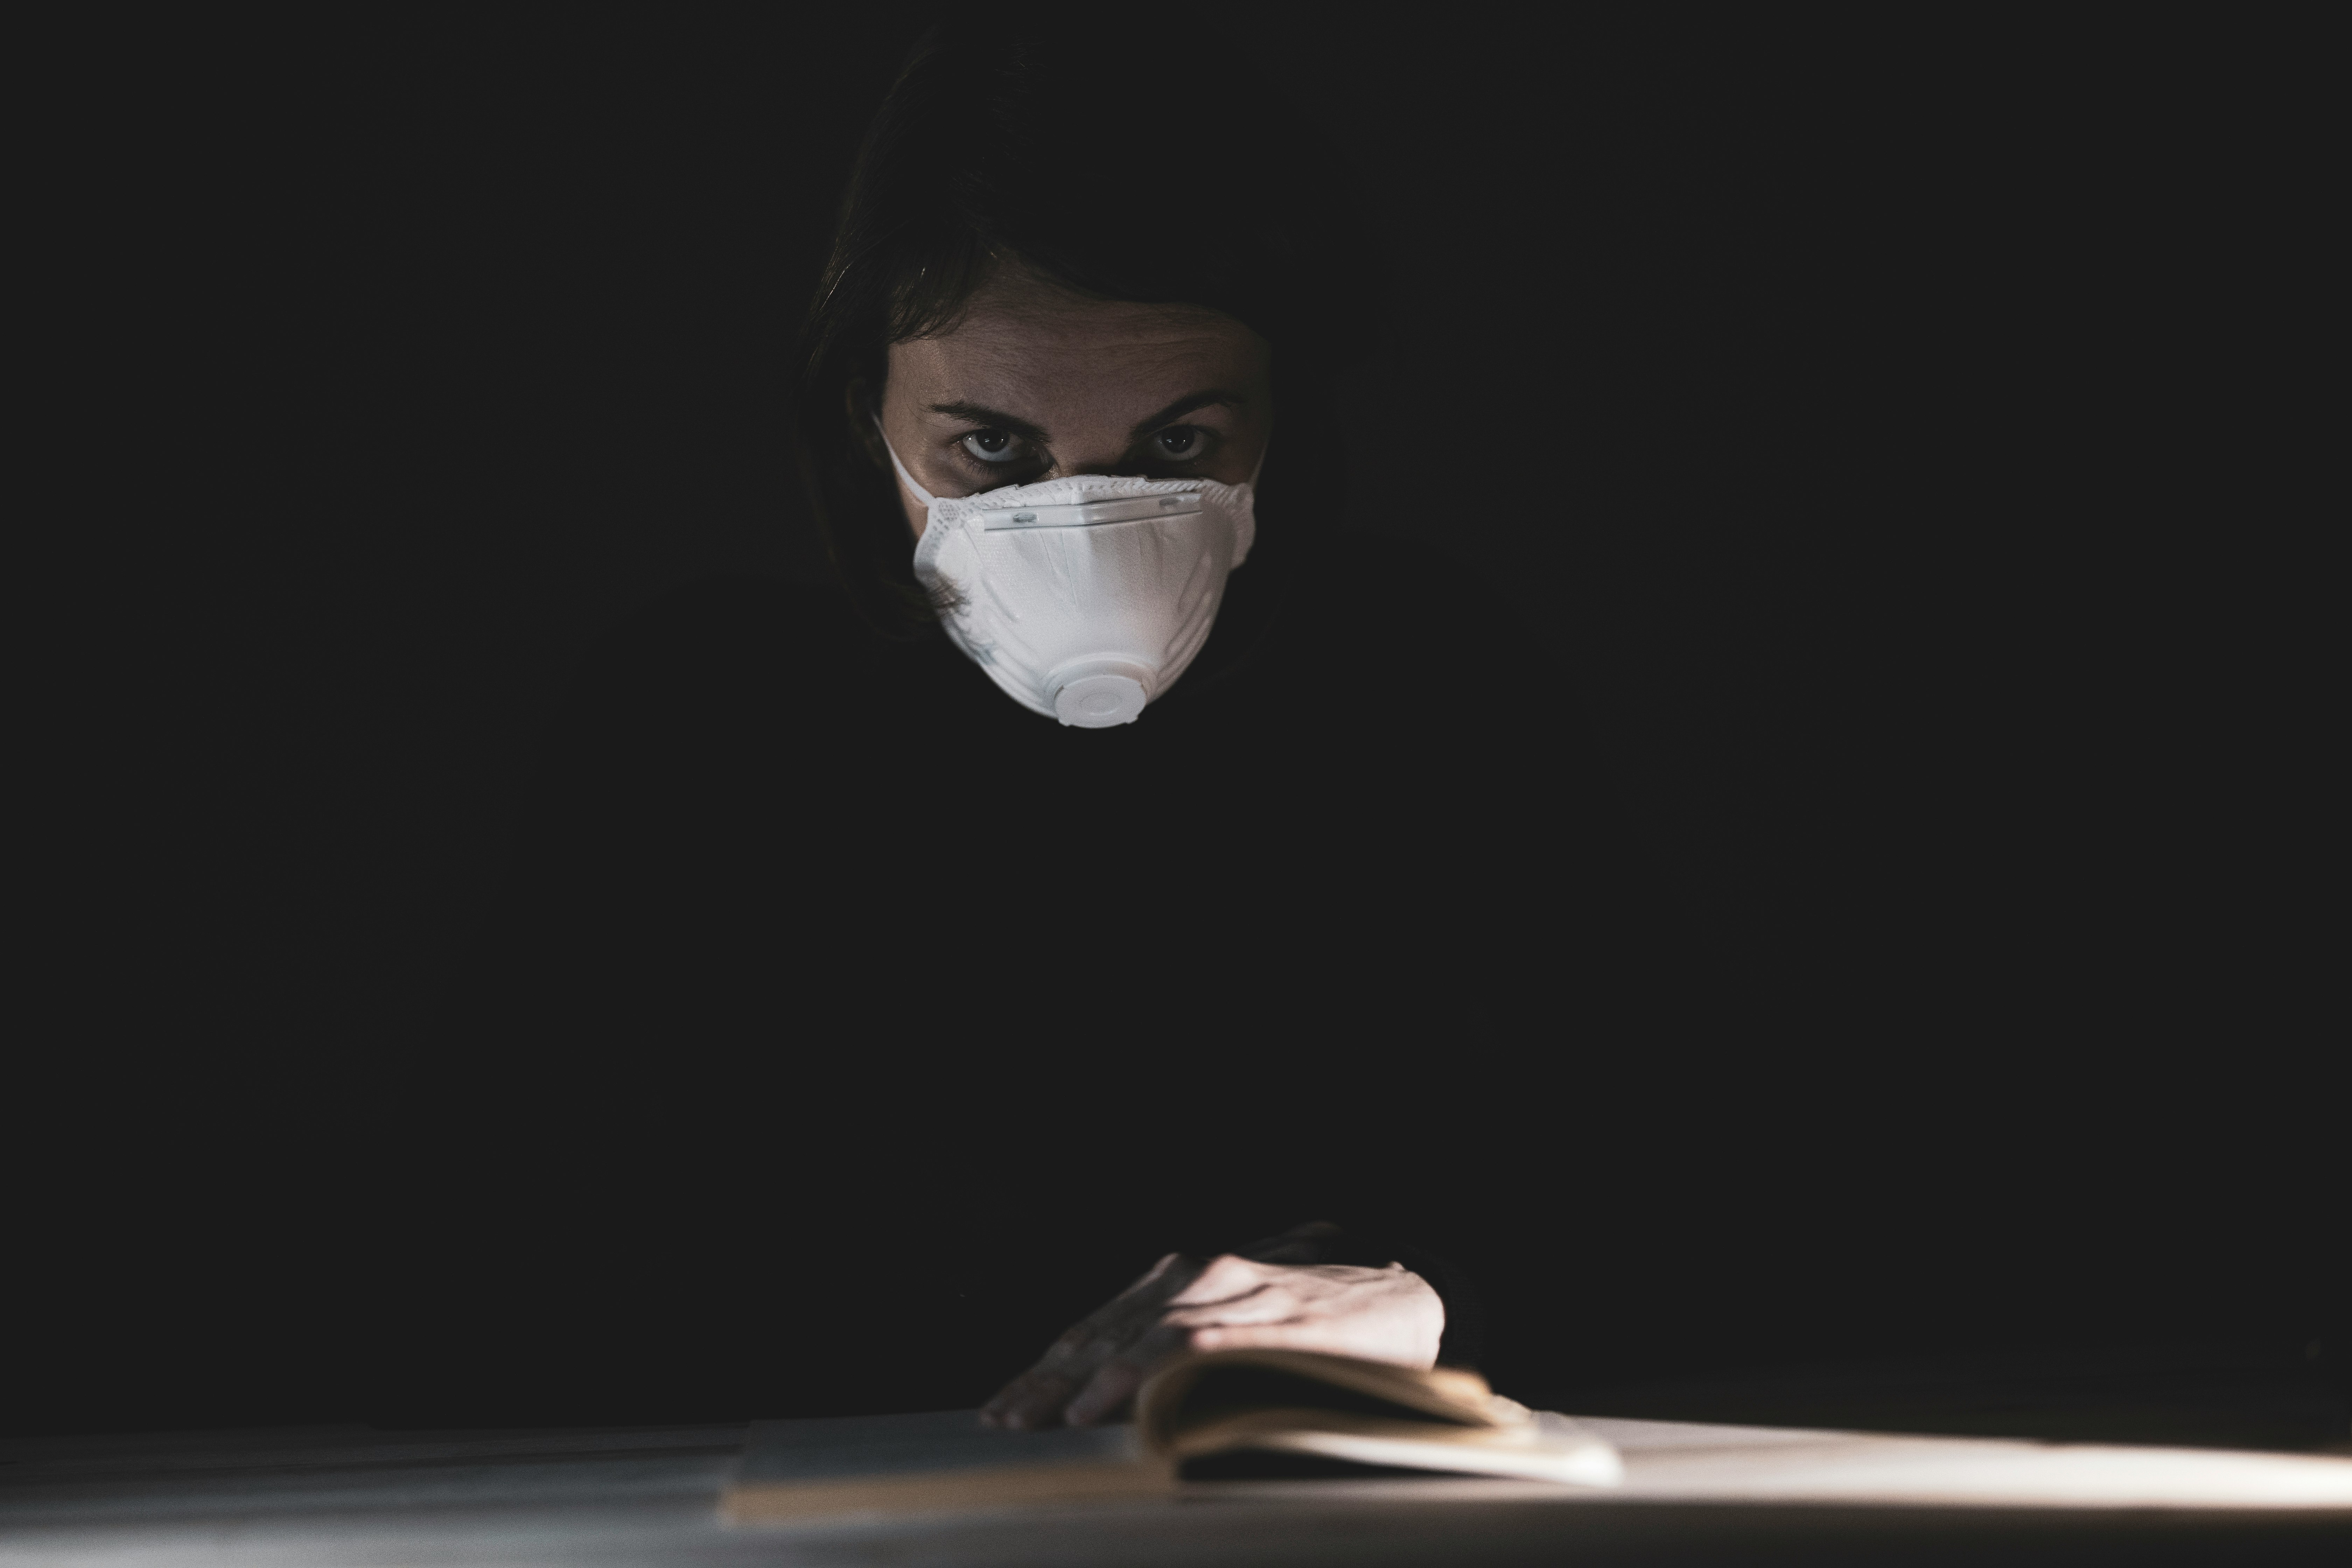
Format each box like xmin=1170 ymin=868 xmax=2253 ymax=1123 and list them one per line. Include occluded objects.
xmin=876 ymin=419 xmax=1261 ymax=728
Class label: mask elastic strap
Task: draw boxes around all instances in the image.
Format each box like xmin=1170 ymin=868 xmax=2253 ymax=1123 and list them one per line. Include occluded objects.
xmin=870 ymin=414 xmax=936 ymax=508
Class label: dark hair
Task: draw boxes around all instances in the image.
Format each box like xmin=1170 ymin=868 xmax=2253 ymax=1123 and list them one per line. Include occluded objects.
xmin=794 ymin=16 xmax=1384 ymax=641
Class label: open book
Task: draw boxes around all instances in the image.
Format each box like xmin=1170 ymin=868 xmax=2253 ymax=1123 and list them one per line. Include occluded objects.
xmin=1140 ymin=1349 xmax=1622 ymax=1485
xmin=722 ymin=1350 xmax=1619 ymax=1523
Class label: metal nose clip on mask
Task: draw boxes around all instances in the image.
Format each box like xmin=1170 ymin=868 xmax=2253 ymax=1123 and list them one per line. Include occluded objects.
xmin=876 ymin=420 xmax=1260 ymax=728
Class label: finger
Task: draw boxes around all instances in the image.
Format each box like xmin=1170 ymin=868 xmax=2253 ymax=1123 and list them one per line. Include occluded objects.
xmin=1062 ymin=1359 xmax=1150 ymax=1429
xmin=1185 ymin=1317 xmax=1429 ymax=1364
xmin=1115 ymin=1252 xmax=1202 ymax=1301
xmin=1161 ymin=1288 xmax=1302 ymax=1329
xmin=1063 ymin=1323 xmax=1191 ymax=1428
xmin=982 ymin=1365 xmax=1088 ymax=1429
xmin=1182 ymin=1321 xmax=1325 ymax=1354
xmin=982 ymin=1284 xmax=1196 ymax=1429
xmin=983 ymin=1254 xmax=1214 ymax=1429
xmin=981 ymin=1342 xmax=1101 ymax=1429
xmin=1163 ymin=1254 xmax=1269 ymax=1308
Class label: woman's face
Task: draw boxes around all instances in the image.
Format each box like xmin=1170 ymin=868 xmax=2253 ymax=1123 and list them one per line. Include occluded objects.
xmin=875 ymin=264 xmax=1274 ymax=540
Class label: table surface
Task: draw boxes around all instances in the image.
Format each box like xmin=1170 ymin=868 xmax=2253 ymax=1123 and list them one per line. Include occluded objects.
xmin=7 ymin=1413 xmax=2352 ymax=1567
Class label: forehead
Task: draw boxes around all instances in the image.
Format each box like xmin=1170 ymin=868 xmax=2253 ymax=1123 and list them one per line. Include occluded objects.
xmin=890 ymin=270 xmax=1268 ymax=415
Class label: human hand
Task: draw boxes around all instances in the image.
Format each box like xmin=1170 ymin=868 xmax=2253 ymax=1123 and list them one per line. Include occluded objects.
xmin=979 ymin=1250 xmax=1445 ymax=1430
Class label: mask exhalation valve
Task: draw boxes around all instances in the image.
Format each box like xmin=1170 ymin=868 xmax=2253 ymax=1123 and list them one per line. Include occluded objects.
xmin=1052 ymin=661 xmax=1151 ymax=728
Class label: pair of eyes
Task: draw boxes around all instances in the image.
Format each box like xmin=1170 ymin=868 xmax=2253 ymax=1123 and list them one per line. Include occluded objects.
xmin=959 ymin=425 xmax=1212 ymax=467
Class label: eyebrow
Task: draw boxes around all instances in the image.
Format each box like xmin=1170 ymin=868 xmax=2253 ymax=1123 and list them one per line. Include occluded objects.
xmin=1125 ymin=390 xmax=1244 ymax=442
xmin=925 ymin=401 xmax=1051 ymax=446
xmin=924 ymin=390 xmax=1246 ymax=450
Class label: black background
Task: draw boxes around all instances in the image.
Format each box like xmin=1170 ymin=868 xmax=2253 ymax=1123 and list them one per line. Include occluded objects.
xmin=15 ymin=7 xmax=2337 ymax=1441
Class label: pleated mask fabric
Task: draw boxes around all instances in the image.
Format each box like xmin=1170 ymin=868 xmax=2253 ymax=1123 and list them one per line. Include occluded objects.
xmin=879 ymin=422 xmax=1260 ymax=728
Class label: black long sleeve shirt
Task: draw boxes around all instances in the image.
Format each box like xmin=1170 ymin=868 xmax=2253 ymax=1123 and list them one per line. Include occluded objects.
xmin=420 ymin=546 xmax=1684 ymax=1417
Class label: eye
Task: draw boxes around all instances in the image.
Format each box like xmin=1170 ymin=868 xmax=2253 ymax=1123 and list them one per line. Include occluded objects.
xmin=960 ymin=429 xmax=1029 ymax=465
xmin=1152 ymin=426 xmax=1211 ymax=461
